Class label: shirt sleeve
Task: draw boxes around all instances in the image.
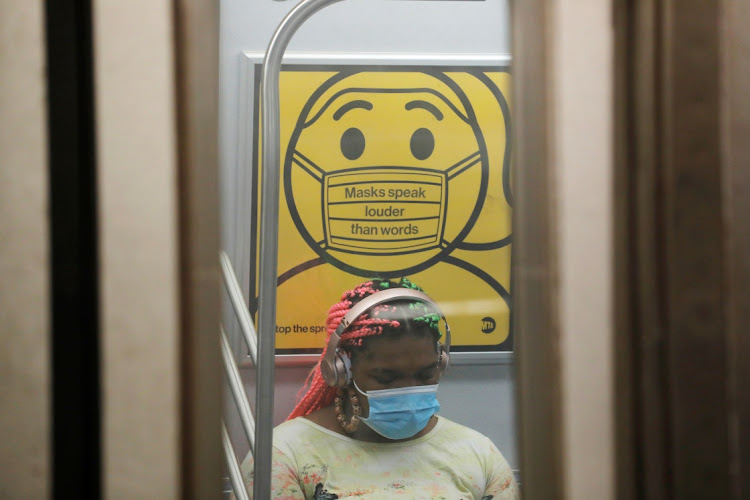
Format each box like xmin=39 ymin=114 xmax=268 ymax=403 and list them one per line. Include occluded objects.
xmin=482 ymin=441 xmax=520 ymax=500
xmin=232 ymin=447 xmax=307 ymax=500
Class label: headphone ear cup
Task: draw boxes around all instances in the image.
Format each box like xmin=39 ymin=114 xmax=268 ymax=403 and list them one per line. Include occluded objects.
xmin=332 ymin=350 xmax=352 ymax=388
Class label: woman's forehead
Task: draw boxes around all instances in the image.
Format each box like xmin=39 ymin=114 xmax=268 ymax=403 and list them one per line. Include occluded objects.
xmin=355 ymin=334 xmax=437 ymax=365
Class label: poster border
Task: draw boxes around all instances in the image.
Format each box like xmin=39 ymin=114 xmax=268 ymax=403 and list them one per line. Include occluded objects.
xmin=236 ymin=51 xmax=514 ymax=366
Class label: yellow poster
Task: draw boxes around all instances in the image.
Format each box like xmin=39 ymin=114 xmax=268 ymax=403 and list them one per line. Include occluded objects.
xmin=249 ymin=65 xmax=512 ymax=353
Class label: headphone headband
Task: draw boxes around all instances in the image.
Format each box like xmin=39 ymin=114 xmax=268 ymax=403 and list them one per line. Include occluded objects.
xmin=320 ymin=288 xmax=451 ymax=387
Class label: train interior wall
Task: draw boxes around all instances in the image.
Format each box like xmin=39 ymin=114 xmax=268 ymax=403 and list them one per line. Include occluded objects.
xmin=218 ymin=0 xmax=518 ymax=471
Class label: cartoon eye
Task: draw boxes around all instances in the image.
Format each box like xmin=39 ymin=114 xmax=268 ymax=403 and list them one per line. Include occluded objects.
xmin=340 ymin=127 xmax=365 ymax=160
xmin=410 ymin=128 xmax=434 ymax=160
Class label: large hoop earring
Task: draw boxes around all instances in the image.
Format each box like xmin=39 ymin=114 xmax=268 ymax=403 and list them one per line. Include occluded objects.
xmin=334 ymin=387 xmax=360 ymax=434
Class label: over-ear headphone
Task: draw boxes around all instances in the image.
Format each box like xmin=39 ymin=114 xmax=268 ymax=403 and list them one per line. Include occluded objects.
xmin=320 ymin=288 xmax=451 ymax=388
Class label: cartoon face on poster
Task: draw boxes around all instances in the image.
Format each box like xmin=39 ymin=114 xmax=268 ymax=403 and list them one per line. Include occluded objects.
xmin=249 ymin=65 xmax=512 ymax=353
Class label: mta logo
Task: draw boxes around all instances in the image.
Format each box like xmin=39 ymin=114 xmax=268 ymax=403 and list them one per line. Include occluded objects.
xmin=481 ymin=317 xmax=496 ymax=334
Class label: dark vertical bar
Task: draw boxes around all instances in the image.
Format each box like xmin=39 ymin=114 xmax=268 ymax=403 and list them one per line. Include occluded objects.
xmin=44 ymin=0 xmax=101 ymax=497
xmin=722 ymin=3 xmax=750 ymax=496
xmin=512 ymin=1 xmax=565 ymax=498
xmin=661 ymin=2 xmax=728 ymax=498
xmin=612 ymin=1 xmax=637 ymax=499
xmin=631 ymin=2 xmax=673 ymax=498
xmin=172 ymin=0 xmax=223 ymax=498
xmin=616 ymin=0 xmax=733 ymax=498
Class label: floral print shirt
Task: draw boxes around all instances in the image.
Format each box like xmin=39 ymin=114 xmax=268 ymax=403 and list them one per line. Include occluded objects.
xmin=237 ymin=416 xmax=518 ymax=499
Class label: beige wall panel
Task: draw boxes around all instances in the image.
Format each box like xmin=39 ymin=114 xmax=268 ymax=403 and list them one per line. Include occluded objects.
xmin=92 ymin=1 xmax=181 ymax=497
xmin=552 ymin=0 xmax=615 ymax=498
xmin=0 ymin=0 xmax=51 ymax=497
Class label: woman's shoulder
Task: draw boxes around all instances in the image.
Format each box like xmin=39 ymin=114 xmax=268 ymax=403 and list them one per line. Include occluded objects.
xmin=276 ymin=405 xmax=341 ymax=434
xmin=273 ymin=416 xmax=324 ymax=439
xmin=272 ymin=417 xmax=309 ymax=434
xmin=273 ymin=413 xmax=350 ymax=448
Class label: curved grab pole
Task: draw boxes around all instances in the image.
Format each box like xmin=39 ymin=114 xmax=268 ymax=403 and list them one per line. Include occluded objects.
xmin=255 ymin=0 xmax=344 ymax=496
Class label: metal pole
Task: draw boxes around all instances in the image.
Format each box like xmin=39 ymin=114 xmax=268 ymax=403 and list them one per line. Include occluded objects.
xmin=221 ymin=326 xmax=257 ymax=452
xmin=255 ymin=0 xmax=344 ymax=497
xmin=222 ymin=421 xmax=250 ymax=500
xmin=220 ymin=251 xmax=258 ymax=363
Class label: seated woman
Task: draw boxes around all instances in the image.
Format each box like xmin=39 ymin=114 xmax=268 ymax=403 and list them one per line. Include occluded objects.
xmin=239 ymin=278 xmax=518 ymax=499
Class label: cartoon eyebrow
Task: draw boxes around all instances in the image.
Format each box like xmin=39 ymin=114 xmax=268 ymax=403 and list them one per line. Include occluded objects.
xmin=333 ymin=99 xmax=373 ymax=120
xmin=405 ymin=100 xmax=444 ymax=120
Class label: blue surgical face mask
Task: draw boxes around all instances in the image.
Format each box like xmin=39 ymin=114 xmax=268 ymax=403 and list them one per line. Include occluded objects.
xmin=353 ymin=379 xmax=440 ymax=440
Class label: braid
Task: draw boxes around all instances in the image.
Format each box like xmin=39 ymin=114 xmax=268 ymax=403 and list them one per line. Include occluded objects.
xmin=287 ymin=277 xmax=441 ymax=420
